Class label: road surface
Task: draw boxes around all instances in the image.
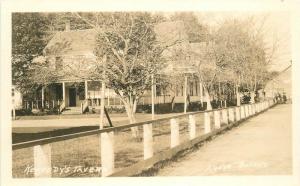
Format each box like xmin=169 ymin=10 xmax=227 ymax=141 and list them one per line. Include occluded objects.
xmin=157 ymin=104 xmax=292 ymax=176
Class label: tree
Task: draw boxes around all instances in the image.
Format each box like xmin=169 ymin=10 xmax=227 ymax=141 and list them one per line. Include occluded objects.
xmin=170 ymin=12 xmax=208 ymax=43
xmin=12 ymin=13 xmax=51 ymax=99
xmin=67 ymin=12 xmax=173 ymax=136
xmin=209 ymin=17 xmax=277 ymax=104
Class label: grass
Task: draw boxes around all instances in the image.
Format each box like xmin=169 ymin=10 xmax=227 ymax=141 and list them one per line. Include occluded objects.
xmin=12 ymin=113 xmax=210 ymax=178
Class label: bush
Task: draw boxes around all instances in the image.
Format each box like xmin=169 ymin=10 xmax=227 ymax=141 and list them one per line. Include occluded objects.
xmin=106 ymin=106 xmax=126 ymax=113
xmin=187 ymin=102 xmax=201 ymax=112
xmin=155 ymin=103 xmax=172 ymax=114
xmin=14 ymin=107 xmax=60 ymax=116
xmin=241 ymin=95 xmax=251 ymax=104
xmin=15 ymin=109 xmax=33 ymax=116
xmin=136 ymin=105 xmax=152 ymax=113
xmin=89 ymin=106 xmax=126 ymax=114
xmin=226 ymin=99 xmax=237 ymax=107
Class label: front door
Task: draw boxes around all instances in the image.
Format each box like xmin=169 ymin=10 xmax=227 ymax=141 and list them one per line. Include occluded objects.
xmin=69 ymin=88 xmax=76 ymax=107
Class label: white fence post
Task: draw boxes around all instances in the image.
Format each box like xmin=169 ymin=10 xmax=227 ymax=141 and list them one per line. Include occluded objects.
xmin=33 ymin=144 xmax=51 ymax=177
xmin=248 ymin=105 xmax=251 ymax=116
xmin=170 ymin=118 xmax=179 ymax=148
xmin=241 ymin=106 xmax=245 ymax=119
xmin=228 ymin=108 xmax=235 ymax=123
xmin=265 ymin=101 xmax=268 ymax=109
xmin=204 ymin=112 xmax=211 ymax=134
xmin=245 ymin=105 xmax=249 ymax=118
xmin=189 ymin=115 xmax=196 ymax=140
xmin=259 ymin=102 xmax=262 ymax=112
xmin=214 ymin=110 xmax=221 ymax=129
xmin=143 ymin=123 xmax=153 ymax=160
xmin=101 ymin=131 xmax=114 ymax=177
xmin=235 ymin=107 xmax=240 ymax=121
xmin=221 ymin=109 xmax=228 ymax=125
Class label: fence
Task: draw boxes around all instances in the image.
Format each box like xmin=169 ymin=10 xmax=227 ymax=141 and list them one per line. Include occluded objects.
xmin=12 ymin=99 xmax=276 ymax=178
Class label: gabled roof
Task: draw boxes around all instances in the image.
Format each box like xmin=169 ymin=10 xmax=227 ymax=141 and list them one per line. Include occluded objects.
xmin=154 ymin=21 xmax=188 ymax=44
xmin=43 ymin=29 xmax=97 ymax=56
xmin=43 ymin=21 xmax=188 ymax=56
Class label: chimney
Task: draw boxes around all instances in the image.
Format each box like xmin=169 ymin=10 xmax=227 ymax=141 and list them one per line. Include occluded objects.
xmin=65 ymin=20 xmax=70 ymax=31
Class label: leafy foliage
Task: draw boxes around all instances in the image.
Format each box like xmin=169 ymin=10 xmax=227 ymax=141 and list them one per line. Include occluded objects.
xmin=12 ymin=13 xmax=51 ymax=96
xmin=170 ymin=12 xmax=208 ymax=43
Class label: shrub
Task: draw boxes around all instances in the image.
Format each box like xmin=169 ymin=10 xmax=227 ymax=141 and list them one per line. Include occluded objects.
xmin=15 ymin=109 xmax=33 ymax=116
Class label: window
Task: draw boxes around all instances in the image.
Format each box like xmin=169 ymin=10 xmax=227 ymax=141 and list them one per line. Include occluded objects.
xmin=190 ymin=82 xmax=194 ymax=96
xmin=12 ymin=88 xmax=15 ymax=97
xmin=55 ymin=57 xmax=63 ymax=70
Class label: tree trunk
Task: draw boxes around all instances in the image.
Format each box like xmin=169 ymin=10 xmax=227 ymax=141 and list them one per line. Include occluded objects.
xmin=170 ymin=96 xmax=175 ymax=111
xmin=204 ymin=87 xmax=212 ymax=110
xmin=199 ymin=81 xmax=203 ymax=108
xmin=237 ymin=74 xmax=241 ymax=106
xmin=251 ymin=73 xmax=257 ymax=104
xmin=236 ymin=84 xmax=241 ymax=106
xmin=124 ymin=99 xmax=139 ymax=139
xmin=250 ymin=91 xmax=255 ymax=104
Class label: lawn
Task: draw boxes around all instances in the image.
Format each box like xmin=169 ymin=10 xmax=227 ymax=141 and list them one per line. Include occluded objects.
xmin=12 ymin=113 xmax=207 ymax=178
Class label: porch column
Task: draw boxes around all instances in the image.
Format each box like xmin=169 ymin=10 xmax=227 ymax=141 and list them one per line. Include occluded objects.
xmin=184 ymin=75 xmax=188 ymax=114
xmin=100 ymin=81 xmax=106 ymax=129
xmin=85 ymin=80 xmax=88 ymax=100
xmin=62 ymin=82 xmax=65 ymax=103
xmin=151 ymin=74 xmax=155 ymax=120
xmin=199 ymin=81 xmax=203 ymax=104
xmin=107 ymin=89 xmax=110 ymax=106
xmin=41 ymin=87 xmax=44 ymax=108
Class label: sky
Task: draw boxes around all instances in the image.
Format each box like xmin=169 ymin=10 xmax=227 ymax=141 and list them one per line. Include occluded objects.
xmin=194 ymin=11 xmax=292 ymax=72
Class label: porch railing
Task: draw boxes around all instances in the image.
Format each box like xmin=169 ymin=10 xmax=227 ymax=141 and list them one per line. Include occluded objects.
xmin=23 ymin=100 xmax=62 ymax=110
xmin=12 ymin=99 xmax=276 ymax=178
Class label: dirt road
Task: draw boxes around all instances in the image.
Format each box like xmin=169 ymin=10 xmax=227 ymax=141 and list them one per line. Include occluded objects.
xmin=157 ymin=104 xmax=292 ymax=176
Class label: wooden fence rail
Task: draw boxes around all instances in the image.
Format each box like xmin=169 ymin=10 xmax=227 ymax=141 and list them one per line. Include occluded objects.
xmin=12 ymin=99 xmax=277 ymax=177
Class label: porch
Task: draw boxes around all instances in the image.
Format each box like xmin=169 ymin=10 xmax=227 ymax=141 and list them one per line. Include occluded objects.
xmin=22 ymin=81 xmax=122 ymax=114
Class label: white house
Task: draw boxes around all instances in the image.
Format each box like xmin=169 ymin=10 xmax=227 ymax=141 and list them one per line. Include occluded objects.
xmin=264 ymin=65 xmax=292 ymax=100
xmin=29 ymin=21 xmax=205 ymax=114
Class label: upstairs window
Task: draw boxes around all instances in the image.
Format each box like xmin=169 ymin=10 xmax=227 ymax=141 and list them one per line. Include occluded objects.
xmin=55 ymin=57 xmax=63 ymax=70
